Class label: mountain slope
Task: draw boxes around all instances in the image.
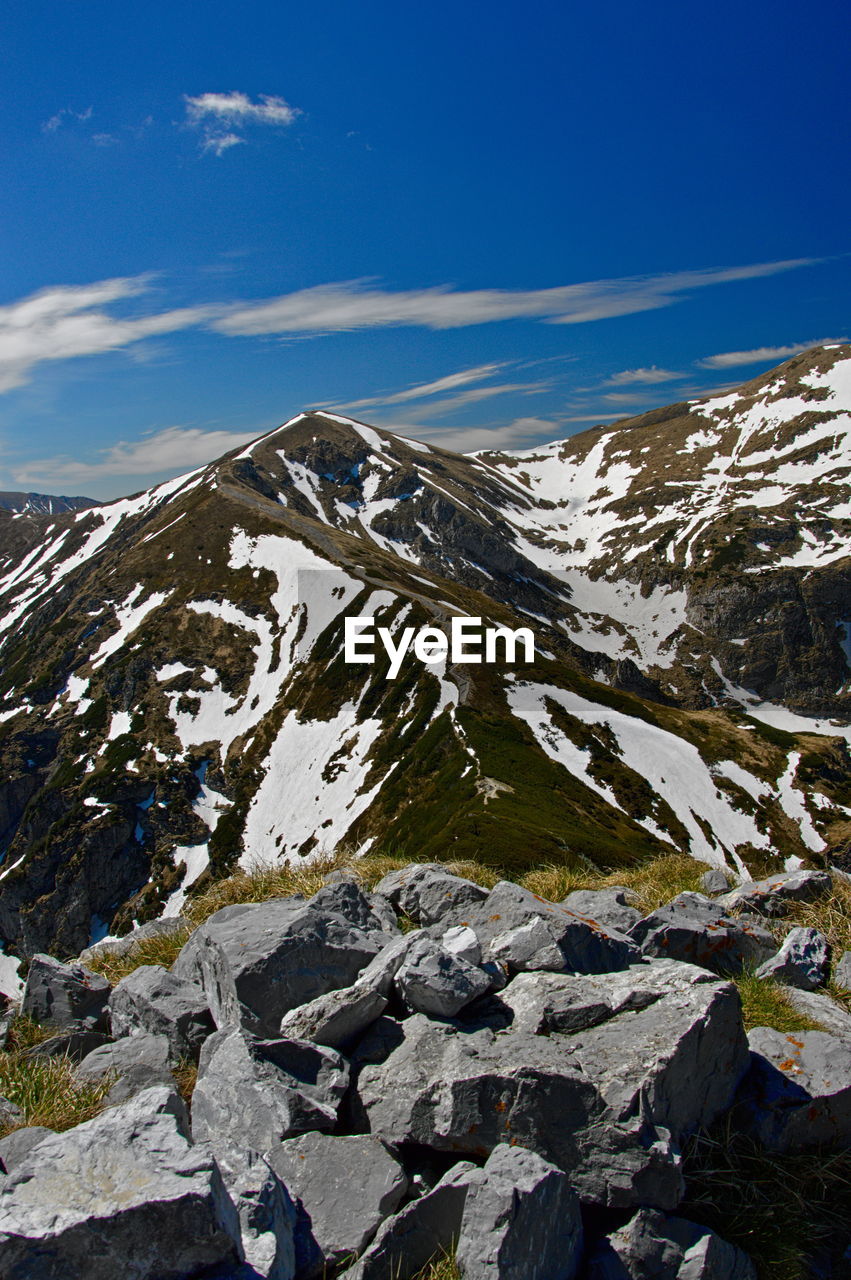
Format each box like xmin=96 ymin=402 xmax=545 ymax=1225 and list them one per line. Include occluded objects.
xmin=0 ymin=348 xmax=849 ymax=957
xmin=0 ymin=492 xmax=99 ymax=515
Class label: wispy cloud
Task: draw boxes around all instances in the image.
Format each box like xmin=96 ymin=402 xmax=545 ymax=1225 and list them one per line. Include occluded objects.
xmin=184 ymin=91 xmax=301 ymax=155
xmin=605 ymin=366 xmax=683 ymax=385
xmin=396 ymin=417 xmax=561 ymax=454
xmin=698 ymin=337 xmax=848 ymax=368
xmin=12 ymin=424 xmax=258 ymax=489
xmin=214 ymin=259 xmax=817 ymax=336
xmin=42 ymin=106 xmax=93 ymax=133
xmin=0 ymin=276 xmax=212 ymax=393
xmin=327 ymin=362 xmax=511 ymax=411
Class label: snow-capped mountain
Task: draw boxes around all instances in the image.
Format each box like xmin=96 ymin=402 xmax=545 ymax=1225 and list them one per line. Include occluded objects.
xmin=0 ymin=492 xmax=99 ymax=516
xmin=1 ymin=344 xmax=850 ymax=958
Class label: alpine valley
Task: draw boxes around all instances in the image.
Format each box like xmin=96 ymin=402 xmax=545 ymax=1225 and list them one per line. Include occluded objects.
xmin=2 ymin=343 xmax=851 ymax=963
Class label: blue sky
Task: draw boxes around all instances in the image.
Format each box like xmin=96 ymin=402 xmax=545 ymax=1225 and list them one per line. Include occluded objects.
xmin=1 ymin=0 xmax=848 ymax=499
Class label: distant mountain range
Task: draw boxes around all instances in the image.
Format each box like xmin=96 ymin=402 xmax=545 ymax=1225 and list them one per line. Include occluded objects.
xmin=0 ymin=491 xmax=99 ymax=516
xmin=0 ymin=343 xmax=849 ymax=958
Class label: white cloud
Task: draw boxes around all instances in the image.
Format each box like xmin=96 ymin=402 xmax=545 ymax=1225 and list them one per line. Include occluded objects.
xmin=328 ymin=362 xmax=511 ymax=411
xmin=42 ymin=106 xmax=93 ymax=133
xmin=214 ymin=258 xmax=817 ymax=336
xmin=605 ymin=366 xmax=683 ymax=385
xmin=699 ymin=337 xmax=849 ymax=368
xmin=12 ymin=424 xmax=258 ymax=489
xmin=0 ymin=276 xmax=212 ymax=392
xmin=394 ymin=417 xmax=560 ymax=454
xmin=184 ymin=91 xmax=301 ymax=155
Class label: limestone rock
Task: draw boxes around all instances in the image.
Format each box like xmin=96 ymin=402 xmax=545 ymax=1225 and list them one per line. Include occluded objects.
xmin=755 ymin=927 xmax=829 ymax=991
xmin=356 ymin=959 xmax=748 ymax=1210
xmin=76 ymin=1031 xmax=173 ymax=1080
xmin=784 ymin=988 xmax=851 ymax=1038
xmin=21 ymin=1029 xmax=110 ymax=1062
xmin=279 ymin=984 xmax=387 ymax=1050
xmin=192 ymin=1028 xmax=349 ymax=1150
xmin=108 ymin=963 xmax=215 ymax=1059
xmin=586 ymin=1207 xmax=756 ymax=1279
xmin=740 ymin=1027 xmax=851 ymax=1151
xmin=0 ymin=1128 xmax=53 ymax=1176
xmin=719 ymin=869 xmax=832 ymax=917
xmin=172 ymin=897 xmax=382 ymax=1036
xmin=20 ymin=954 xmax=110 ymax=1031
xmin=700 ymin=869 xmax=731 ymax=896
xmin=441 ymin=924 xmax=481 ymax=965
xmin=456 ymin=1144 xmax=583 ymax=1280
xmin=266 ymin=1133 xmax=408 ymax=1271
xmin=560 ymin=887 xmax=643 ymax=936
xmin=203 ymin=1138 xmax=297 ymax=1280
xmin=833 ymin=949 xmax=851 ymax=991
xmin=629 ymin=893 xmax=776 ymax=975
xmin=372 ymin=864 xmax=488 ymax=926
xmin=395 ymin=936 xmax=492 ymax=1017
xmin=466 ymin=881 xmax=641 ymax=974
xmin=0 ymin=1085 xmax=242 ymax=1280
xmin=339 ymin=1161 xmax=480 ymax=1280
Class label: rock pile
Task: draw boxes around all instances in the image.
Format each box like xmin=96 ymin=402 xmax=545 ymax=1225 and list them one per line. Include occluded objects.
xmin=0 ymin=863 xmax=847 ymax=1279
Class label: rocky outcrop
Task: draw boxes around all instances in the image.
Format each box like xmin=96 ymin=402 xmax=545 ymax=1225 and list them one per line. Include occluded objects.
xmin=0 ymin=864 xmax=845 ymax=1277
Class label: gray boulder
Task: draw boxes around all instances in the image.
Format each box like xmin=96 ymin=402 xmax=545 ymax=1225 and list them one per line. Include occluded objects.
xmin=395 ymin=936 xmax=492 ymax=1017
xmin=560 ymin=887 xmax=642 ymax=936
xmin=20 ymin=954 xmax=110 ymax=1031
xmin=755 ymin=927 xmax=829 ymax=991
xmin=719 ymin=869 xmax=832 ymax=916
xmin=266 ymin=1133 xmax=408 ymax=1271
xmin=308 ymin=881 xmax=400 ymax=938
xmin=356 ymin=959 xmax=748 ymax=1210
xmin=192 ymin=1028 xmax=349 ymax=1150
xmin=339 ymin=1161 xmax=480 ymax=1280
xmin=372 ymin=863 xmax=489 ymax=926
xmin=0 ymin=1097 xmax=22 ymax=1129
xmin=442 ymin=924 xmax=482 ymax=965
xmin=700 ymin=869 xmax=731 ymax=896
xmin=172 ymin=895 xmax=383 ymax=1036
xmin=0 ymin=1086 xmax=242 ymax=1280
xmin=109 ymin=963 xmax=215 ymax=1059
xmin=21 ymin=1029 xmax=110 ymax=1062
xmin=499 ymin=969 xmax=664 ymax=1036
xmin=279 ymin=984 xmax=387 ymax=1050
xmin=0 ymin=1128 xmax=53 ymax=1175
xmin=78 ymin=916 xmax=191 ymax=966
xmin=629 ymin=893 xmax=776 ymax=975
xmin=739 ymin=1027 xmax=851 ymax=1151
xmin=586 ymin=1207 xmax=756 ymax=1279
xmin=784 ymin=988 xmax=851 ymax=1038
xmin=833 ymin=950 xmax=851 ymax=991
xmin=456 ymin=1144 xmax=583 ymax=1280
xmin=468 ymin=881 xmax=641 ymax=973
xmin=203 ymin=1139 xmax=297 ymax=1280
xmin=76 ymin=1031 xmax=173 ymax=1081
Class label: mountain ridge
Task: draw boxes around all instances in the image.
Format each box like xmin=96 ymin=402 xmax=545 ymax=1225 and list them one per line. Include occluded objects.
xmin=0 ymin=344 xmax=850 ymax=959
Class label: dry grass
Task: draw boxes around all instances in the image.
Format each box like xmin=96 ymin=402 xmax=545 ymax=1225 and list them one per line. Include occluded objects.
xmin=171 ymin=1058 xmax=198 ymax=1106
xmin=683 ymin=1119 xmax=851 ymax=1280
xmin=733 ymin=970 xmax=828 ymax=1034
xmin=0 ymin=1048 xmax=114 ymax=1138
xmin=84 ymin=927 xmax=192 ymax=985
xmin=3 ymin=1015 xmax=58 ymax=1053
xmin=410 ymin=1251 xmax=461 ymax=1280
xmin=520 ymin=851 xmax=704 ymax=914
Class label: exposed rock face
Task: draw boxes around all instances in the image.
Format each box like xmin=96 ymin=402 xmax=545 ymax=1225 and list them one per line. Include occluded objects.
xmin=0 ymin=1087 xmax=242 ymax=1280
xmin=755 ymin=926 xmax=830 ymax=990
xmin=20 ymin=955 xmax=110 ymax=1031
xmin=172 ymin=896 xmax=384 ymax=1035
xmin=191 ymin=1028 xmax=350 ymax=1149
xmin=586 ymin=1208 xmax=757 ymax=1279
xmin=0 ymin=864 xmax=843 ymax=1277
xmin=629 ymin=893 xmax=776 ymax=975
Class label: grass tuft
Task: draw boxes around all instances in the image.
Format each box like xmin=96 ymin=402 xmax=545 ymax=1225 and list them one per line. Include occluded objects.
xmin=0 ymin=1048 xmax=114 ymax=1138
xmin=519 ymin=851 xmax=703 ymax=914
xmin=732 ymin=970 xmax=828 ymax=1034
xmin=683 ymin=1119 xmax=851 ymax=1280
xmin=84 ymin=927 xmax=192 ymax=985
xmin=171 ymin=1058 xmax=198 ymax=1106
